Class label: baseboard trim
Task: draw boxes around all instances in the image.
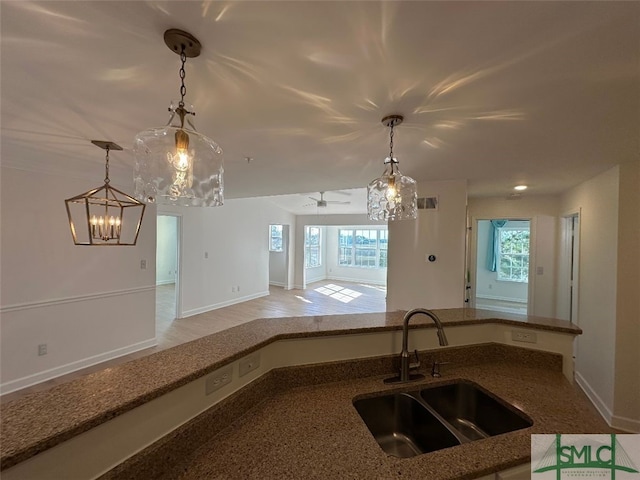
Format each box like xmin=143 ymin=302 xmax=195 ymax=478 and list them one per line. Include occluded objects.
xmin=575 ymin=371 xmax=614 ymax=425
xmin=326 ymin=276 xmax=386 ymax=286
xmin=269 ymin=281 xmax=285 ymax=287
xmin=475 ymin=293 xmax=527 ymax=304
xmin=611 ymin=414 xmax=640 ymax=433
xmin=182 ymin=291 xmax=270 ymax=318
xmin=1 ymin=286 xmax=156 ymax=313
xmin=0 ymin=338 xmax=157 ymax=396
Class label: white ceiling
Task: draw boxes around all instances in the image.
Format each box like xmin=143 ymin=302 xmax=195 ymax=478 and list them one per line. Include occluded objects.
xmin=2 ymin=1 xmax=638 ymax=215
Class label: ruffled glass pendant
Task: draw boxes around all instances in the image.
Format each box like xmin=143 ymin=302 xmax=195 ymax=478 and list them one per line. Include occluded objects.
xmin=367 ymin=115 xmax=417 ymax=221
xmin=133 ymin=29 xmax=223 ymax=207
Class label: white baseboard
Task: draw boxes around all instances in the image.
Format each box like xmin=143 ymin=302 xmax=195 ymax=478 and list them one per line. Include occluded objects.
xmin=326 ymin=275 xmax=386 ymax=286
xmin=575 ymin=371 xmax=614 ymax=425
xmin=611 ymin=414 xmax=640 ymax=433
xmin=476 ymin=293 xmax=527 ymax=304
xmin=182 ymin=291 xmax=270 ymax=318
xmin=0 ymin=338 xmax=157 ymax=396
xmin=269 ymin=281 xmax=286 ymax=287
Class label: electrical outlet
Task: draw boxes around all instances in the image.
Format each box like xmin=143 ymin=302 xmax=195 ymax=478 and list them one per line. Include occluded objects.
xmin=205 ymin=365 xmax=233 ymax=395
xmin=239 ymin=352 xmax=260 ymax=377
xmin=204 ymin=252 xmax=209 ymax=259
xmin=38 ymin=344 xmax=47 ymax=356
xmin=237 ymin=285 xmax=240 ymax=292
xmin=140 ymin=260 xmax=147 ymax=270
xmin=511 ymin=330 xmax=537 ymax=344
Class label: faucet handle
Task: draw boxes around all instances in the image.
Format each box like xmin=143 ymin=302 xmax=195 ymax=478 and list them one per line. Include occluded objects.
xmin=430 ymin=360 xmax=451 ymax=378
xmin=409 ymin=349 xmax=421 ymax=370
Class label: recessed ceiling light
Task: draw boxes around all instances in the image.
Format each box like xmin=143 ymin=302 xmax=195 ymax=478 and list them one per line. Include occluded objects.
xmin=514 ymin=185 xmax=528 ymax=191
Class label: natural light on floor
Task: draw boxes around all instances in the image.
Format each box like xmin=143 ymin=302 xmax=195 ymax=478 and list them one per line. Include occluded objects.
xmin=314 ymin=284 xmax=363 ymax=303
xmin=295 ymin=295 xmax=313 ymax=304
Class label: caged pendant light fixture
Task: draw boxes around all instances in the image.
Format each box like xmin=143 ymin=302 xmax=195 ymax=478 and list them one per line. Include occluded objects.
xmin=133 ymin=29 xmax=224 ymax=207
xmin=65 ymin=141 xmax=146 ymax=246
xmin=367 ymin=115 xmax=417 ymax=221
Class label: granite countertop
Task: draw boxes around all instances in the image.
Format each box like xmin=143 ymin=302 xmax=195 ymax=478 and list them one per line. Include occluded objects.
xmin=0 ymin=308 xmax=582 ymax=470
xmin=103 ymin=344 xmax=611 ymax=480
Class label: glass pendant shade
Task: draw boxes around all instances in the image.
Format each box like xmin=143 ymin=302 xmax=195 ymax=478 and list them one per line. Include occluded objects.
xmin=133 ymin=106 xmax=224 ymax=207
xmin=367 ymin=159 xmax=417 ymax=221
xmin=65 ymin=141 xmax=146 ymax=246
xmin=133 ymin=29 xmax=224 ymax=207
xmin=367 ymin=114 xmax=418 ymax=221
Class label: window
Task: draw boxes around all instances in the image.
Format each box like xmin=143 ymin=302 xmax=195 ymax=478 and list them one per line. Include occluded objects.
xmin=269 ymin=225 xmax=283 ymax=252
xmin=338 ymin=228 xmax=388 ymax=268
xmin=497 ymin=227 xmax=530 ymax=282
xmin=305 ymin=227 xmax=321 ymax=268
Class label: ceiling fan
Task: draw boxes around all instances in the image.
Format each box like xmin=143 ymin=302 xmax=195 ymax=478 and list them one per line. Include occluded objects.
xmin=304 ymin=191 xmax=351 ymax=208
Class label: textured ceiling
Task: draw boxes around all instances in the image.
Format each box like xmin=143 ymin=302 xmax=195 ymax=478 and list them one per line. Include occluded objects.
xmin=1 ymin=1 xmax=638 ymax=214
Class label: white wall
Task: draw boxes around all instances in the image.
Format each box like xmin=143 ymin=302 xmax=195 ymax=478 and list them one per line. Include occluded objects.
xmin=156 ymin=216 xmax=177 ymax=285
xmin=159 ymin=198 xmax=295 ymax=317
xmin=560 ymin=166 xmax=619 ymax=425
xmin=386 ymin=180 xmax=467 ymax=311
xmin=325 ymin=226 xmax=387 ymax=285
xmin=475 ymin=220 xmax=529 ymax=302
xmin=0 ymin=167 xmax=157 ymax=393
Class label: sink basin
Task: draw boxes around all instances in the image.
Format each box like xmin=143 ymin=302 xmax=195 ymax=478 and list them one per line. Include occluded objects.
xmin=354 ymin=381 xmax=532 ymax=458
xmin=420 ymin=381 xmax=532 ymax=441
xmin=353 ymin=393 xmax=460 ymax=458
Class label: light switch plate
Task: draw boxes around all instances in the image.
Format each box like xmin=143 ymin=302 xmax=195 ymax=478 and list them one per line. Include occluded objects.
xmin=239 ymin=353 xmax=260 ymax=377
xmin=511 ymin=330 xmax=537 ymax=344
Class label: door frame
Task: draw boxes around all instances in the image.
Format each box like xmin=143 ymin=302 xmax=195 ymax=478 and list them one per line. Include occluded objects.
xmin=469 ymin=216 xmax=534 ymax=314
xmin=156 ymin=213 xmax=182 ymax=320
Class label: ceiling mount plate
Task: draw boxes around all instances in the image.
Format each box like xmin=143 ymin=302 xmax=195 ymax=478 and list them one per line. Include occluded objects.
xmin=164 ymin=29 xmax=202 ymax=58
xmin=381 ymin=115 xmax=404 ymax=128
xmin=91 ymin=140 xmax=123 ymax=151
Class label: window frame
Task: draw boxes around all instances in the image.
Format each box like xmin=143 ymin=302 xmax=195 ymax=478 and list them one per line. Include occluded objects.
xmin=269 ymin=224 xmax=284 ymax=252
xmin=305 ymin=226 xmax=322 ymax=268
xmin=496 ymin=226 xmax=530 ymax=283
xmin=338 ymin=228 xmax=388 ymax=269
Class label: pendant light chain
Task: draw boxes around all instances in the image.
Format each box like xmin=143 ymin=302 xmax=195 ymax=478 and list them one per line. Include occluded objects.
xmin=178 ymin=47 xmax=187 ymax=109
xmin=389 ymin=123 xmax=395 ymax=160
xmin=104 ymin=146 xmax=111 ymax=185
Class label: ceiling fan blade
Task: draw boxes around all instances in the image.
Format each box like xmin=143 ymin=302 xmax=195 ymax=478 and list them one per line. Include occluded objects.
xmin=309 ymin=196 xmax=319 ymax=202
xmin=333 ymin=190 xmax=352 ymax=196
xmin=326 ymin=201 xmax=351 ymax=205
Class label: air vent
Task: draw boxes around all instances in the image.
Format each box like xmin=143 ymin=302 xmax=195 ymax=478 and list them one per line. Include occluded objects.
xmin=417 ymin=196 xmax=438 ymax=210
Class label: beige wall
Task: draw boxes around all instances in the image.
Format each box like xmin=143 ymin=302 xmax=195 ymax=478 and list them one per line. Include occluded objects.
xmin=613 ymin=161 xmax=640 ymax=430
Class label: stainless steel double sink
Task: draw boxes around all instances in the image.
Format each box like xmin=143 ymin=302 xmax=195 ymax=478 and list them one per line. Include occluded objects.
xmin=353 ymin=380 xmax=533 ymax=458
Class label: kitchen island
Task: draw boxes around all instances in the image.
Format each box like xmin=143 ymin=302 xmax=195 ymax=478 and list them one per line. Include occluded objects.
xmin=1 ymin=309 xmax=608 ymax=479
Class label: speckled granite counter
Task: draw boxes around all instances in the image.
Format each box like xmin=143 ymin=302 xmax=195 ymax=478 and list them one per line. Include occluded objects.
xmin=101 ymin=344 xmax=611 ymax=480
xmin=0 ymin=308 xmax=582 ymax=471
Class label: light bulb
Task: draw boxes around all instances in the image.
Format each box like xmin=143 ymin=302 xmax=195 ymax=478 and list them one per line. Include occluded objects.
xmin=385 ymin=176 xmax=399 ymax=202
xmin=90 ymin=215 xmax=98 ymax=226
xmin=170 ymin=128 xmax=194 ymax=191
xmin=109 ymin=216 xmax=116 ymax=226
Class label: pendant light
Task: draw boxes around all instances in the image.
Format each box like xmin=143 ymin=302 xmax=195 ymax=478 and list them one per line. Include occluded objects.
xmin=65 ymin=141 xmax=146 ymax=245
xmin=367 ymin=115 xmax=417 ymax=221
xmin=133 ymin=29 xmax=224 ymax=207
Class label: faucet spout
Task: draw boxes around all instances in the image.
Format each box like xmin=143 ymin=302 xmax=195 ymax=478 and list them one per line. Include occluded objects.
xmin=399 ymin=308 xmax=448 ymax=382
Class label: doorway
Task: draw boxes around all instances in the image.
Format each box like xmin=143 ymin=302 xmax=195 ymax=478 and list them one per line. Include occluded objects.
xmin=474 ymin=219 xmax=531 ymax=314
xmin=156 ymin=215 xmax=180 ymax=327
xmin=558 ymin=213 xmax=580 ymax=324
